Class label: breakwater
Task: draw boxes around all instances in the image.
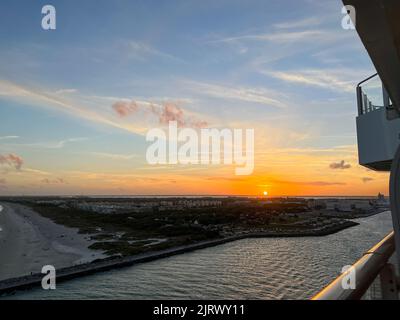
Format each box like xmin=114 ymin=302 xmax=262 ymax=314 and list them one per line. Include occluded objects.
xmin=0 ymin=220 xmax=357 ymax=296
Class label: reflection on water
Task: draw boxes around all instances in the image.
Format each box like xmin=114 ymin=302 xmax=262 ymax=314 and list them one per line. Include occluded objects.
xmin=4 ymin=211 xmax=394 ymax=300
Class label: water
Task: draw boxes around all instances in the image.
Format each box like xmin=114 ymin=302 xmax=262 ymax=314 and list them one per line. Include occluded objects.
xmin=4 ymin=211 xmax=394 ymax=300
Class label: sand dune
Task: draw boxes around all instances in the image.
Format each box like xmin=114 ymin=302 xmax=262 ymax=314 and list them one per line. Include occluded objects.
xmin=0 ymin=202 xmax=106 ymax=281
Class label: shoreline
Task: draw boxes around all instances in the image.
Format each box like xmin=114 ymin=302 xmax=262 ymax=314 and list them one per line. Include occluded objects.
xmin=0 ymin=218 xmax=360 ymax=296
xmin=0 ymin=202 xmax=106 ymax=282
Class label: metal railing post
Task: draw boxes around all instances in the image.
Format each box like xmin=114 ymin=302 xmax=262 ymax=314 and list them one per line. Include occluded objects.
xmin=311 ymin=232 xmax=395 ymax=300
xmin=363 ymin=93 xmax=368 ymax=113
xmin=389 ymin=145 xmax=400 ymax=275
xmin=383 ymin=86 xmax=390 ymax=108
xmin=357 ymin=86 xmax=363 ymax=115
xmin=356 ymin=73 xmax=379 ymax=116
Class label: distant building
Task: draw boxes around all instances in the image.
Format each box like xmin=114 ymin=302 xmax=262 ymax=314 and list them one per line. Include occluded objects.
xmin=306 ymin=199 xmax=327 ymax=210
xmin=322 ymin=199 xmax=373 ymax=212
xmin=376 ymin=193 xmax=390 ymax=208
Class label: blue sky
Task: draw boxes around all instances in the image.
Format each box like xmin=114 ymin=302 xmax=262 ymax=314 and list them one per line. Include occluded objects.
xmin=0 ymin=0 xmax=388 ymax=195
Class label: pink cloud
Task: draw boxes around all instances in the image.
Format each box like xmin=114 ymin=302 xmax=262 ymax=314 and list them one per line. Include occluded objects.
xmin=111 ymin=100 xmax=208 ymax=128
xmin=158 ymin=103 xmax=185 ymax=126
xmin=0 ymin=153 xmax=23 ymax=170
xmin=112 ymin=100 xmax=138 ymax=117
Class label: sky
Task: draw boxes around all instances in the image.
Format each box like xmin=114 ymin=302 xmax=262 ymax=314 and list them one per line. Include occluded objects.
xmin=0 ymin=0 xmax=389 ymax=196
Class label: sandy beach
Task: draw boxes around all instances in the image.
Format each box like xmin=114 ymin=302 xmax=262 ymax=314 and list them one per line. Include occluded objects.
xmin=0 ymin=202 xmax=106 ymax=281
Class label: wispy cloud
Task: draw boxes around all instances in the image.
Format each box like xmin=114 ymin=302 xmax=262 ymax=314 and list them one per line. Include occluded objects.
xmin=302 ymin=181 xmax=346 ymax=186
xmin=0 ymin=135 xmax=19 ymax=140
xmin=54 ymin=88 xmax=77 ymax=95
xmin=4 ymin=137 xmax=88 ymax=149
xmin=263 ymin=69 xmax=361 ymax=93
xmin=0 ymin=79 xmax=211 ymax=136
xmin=184 ymin=80 xmax=287 ymax=108
xmin=90 ymin=152 xmax=138 ymax=160
xmin=209 ymin=23 xmax=352 ymax=46
xmin=273 ymin=17 xmax=323 ymax=29
xmin=259 ymin=145 xmax=357 ymax=156
xmin=53 ymin=137 xmax=88 ymax=148
xmin=271 ymin=178 xmax=346 ymax=186
xmin=22 ymin=167 xmax=51 ymax=176
xmin=0 ymin=80 xmax=150 ymax=135
xmin=219 ymin=30 xmax=328 ymax=44
xmin=123 ymin=41 xmax=183 ymax=63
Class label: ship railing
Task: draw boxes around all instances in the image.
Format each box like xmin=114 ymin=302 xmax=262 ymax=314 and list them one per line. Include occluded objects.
xmin=357 ymin=73 xmax=392 ymax=116
xmin=312 ymin=231 xmax=399 ymax=300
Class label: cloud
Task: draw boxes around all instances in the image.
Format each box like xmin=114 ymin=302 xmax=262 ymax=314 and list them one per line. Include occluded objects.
xmin=0 ymin=153 xmax=23 ymax=170
xmin=329 ymin=160 xmax=351 ymax=170
xmin=90 ymin=152 xmax=138 ymax=160
xmin=264 ymin=145 xmax=357 ymax=155
xmin=155 ymin=102 xmax=208 ymax=128
xmin=157 ymin=102 xmax=186 ymax=126
xmin=41 ymin=177 xmax=66 ymax=184
xmin=52 ymin=137 xmax=88 ymax=148
xmin=54 ymin=88 xmax=77 ymax=94
xmin=184 ymin=80 xmax=287 ymax=108
xmin=264 ymin=69 xmax=357 ymax=93
xmin=5 ymin=137 xmax=88 ymax=149
xmin=0 ymin=135 xmax=19 ymax=140
xmin=362 ymin=177 xmax=374 ymax=183
xmin=0 ymin=80 xmax=152 ymax=136
xmin=273 ymin=17 xmax=322 ymax=29
xmin=112 ymin=100 xmax=138 ymax=117
xmin=206 ymin=16 xmax=357 ymax=70
xmin=214 ymin=30 xmax=331 ymax=44
xmin=123 ymin=41 xmax=183 ymax=63
xmin=205 ymin=177 xmax=244 ymax=182
xmin=0 ymin=79 xmax=211 ymax=136
xmin=22 ymin=168 xmax=51 ymax=176
xmin=210 ymin=24 xmax=353 ymax=47
xmin=273 ymin=178 xmax=345 ymax=186
xmin=111 ymin=100 xmax=208 ymax=128
xmin=303 ymin=181 xmax=346 ymax=186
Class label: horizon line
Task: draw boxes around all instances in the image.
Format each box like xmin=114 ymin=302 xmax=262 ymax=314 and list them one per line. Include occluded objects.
xmin=0 ymin=194 xmax=385 ymax=198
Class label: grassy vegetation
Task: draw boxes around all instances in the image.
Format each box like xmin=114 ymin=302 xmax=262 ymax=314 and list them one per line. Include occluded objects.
xmin=16 ymin=201 xmax=222 ymax=256
xmin=4 ymin=198 xmax=360 ymax=257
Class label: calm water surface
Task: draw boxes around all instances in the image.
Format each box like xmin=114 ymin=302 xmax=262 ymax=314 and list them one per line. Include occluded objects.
xmin=5 ymin=211 xmax=394 ymax=300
